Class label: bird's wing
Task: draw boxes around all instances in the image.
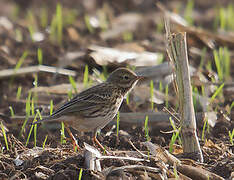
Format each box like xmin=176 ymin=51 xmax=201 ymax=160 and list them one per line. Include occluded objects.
xmin=34 ymin=83 xmax=113 ymax=124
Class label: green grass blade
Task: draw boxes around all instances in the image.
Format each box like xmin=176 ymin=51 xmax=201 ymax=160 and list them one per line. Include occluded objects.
xmin=210 ymin=83 xmax=224 ymax=104
xmin=20 ymin=91 xmax=32 ymax=137
xmin=60 ymin=122 xmax=66 ymax=144
xmin=1 ymin=122 xmax=9 ymax=151
xmin=37 ymin=48 xmax=43 ymax=65
xmin=223 ymin=47 xmax=230 ymax=79
xmin=184 ymin=0 xmax=194 ymax=25
xmin=43 ymin=135 xmax=48 ymax=149
xmin=9 ymin=106 xmax=15 ymax=117
xmin=16 ymin=86 xmax=22 ymax=100
xmin=78 ymin=168 xmax=83 ymax=180
xmin=144 ymin=115 xmax=150 ymax=141
xmin=150 ymin=80 xmax=154 ymax=110
xmin=126 ymin=93 xmax=130 ymax=105
xmin=84 ymin=15 xmax=94 ymax=34
xmin=116 ymin=111 xmax=120 ymax=137
xmin=228 ymin=129 xmax=234 ymax=145
xmin=26 ymin=112 xmax=38 ymax=146
xmin=50 ymin=100 xmax=54 ymax=115
xmin=83 ymin=65 xmax=89 ymax=87
xmin=15 ymin=51 xmax=28 ymax=71
xmin=56 ymin=3 xmax=63 ymax=45
xmin=201 ymin=117 xmax=208 ymax=141
xmin=213 ymin=50 xmax=223 ymax=82
xmin=69 ymin=76 xmax=78 ymax=93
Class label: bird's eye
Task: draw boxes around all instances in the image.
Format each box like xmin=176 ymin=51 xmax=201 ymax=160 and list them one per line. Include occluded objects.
xmin=123 ymin=75 xmax=129 ymax=80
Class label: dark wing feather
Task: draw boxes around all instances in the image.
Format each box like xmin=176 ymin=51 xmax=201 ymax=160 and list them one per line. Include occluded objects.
xmin=48 ymin=83 xmax=112 ymax=119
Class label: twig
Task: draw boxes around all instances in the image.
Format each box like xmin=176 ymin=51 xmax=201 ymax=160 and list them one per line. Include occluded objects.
xmin=0 ymin=65 xmax=76 ymax=79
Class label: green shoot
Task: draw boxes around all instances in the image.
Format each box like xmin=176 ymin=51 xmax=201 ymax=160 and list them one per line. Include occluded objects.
xmin=169 ymin=129 xmax=180 ymax=153
xmin=150 ymin=80 xmax=154 ymax=110
xmin=34 ymin=112 xmax=38 ymax=147
xmin=15 ymin=51 xmax=28 ymax=71
xmin=50 ymin=100 xmax=54 ymax=115
xmin=144 ymin=115 xmax=150 ymax=141
xmin=201 ymin=85 xmax=205 ymax=96
xmin=219 ymin=7 xmax=226 ymax=30
xmin=1 ymin=122 xmax=9 ymax=151
xmin=158 ymin=54 xmax=164 ymax=64
xmin=156 ymin=18 xmax=164 ymax=33
xmin=56 ymin=3 xmax=63 ymax=45
xmin=216 ymin=5 xmax=234 ymax=31
xmin=98 ymin=9 xmax=108 ymax=31
xmin=26 ymin=10 xmax=36 ymax=42
xmin=103 ymin=145 xmax=107 ymax=155
xmin=210 ymin=83 xmax=224 ymax=104
xmin=26 ymin=111 xmax=39 ymax=146
xmin=228 ymin=129 xmax=234 ymax=145
xmin=60 ymin=122 xmax=66 ymax=144
xmin=116 ymin=111 xmax=120 ymax=137
xmin=184 ymin=0 xmax=194 ymax=25
xmin=69 ymin=76 xmax=78 ymax=93
xmin=16 ymin=86 xmax=22 ymax=100
xmin=213 ymin=47 xmax=231 ymax=81
xmin=43 ymin=135 xmax=48 ymax=149
xmin=63 ymin=9 xmax=78 ymax=26
xmin=169 ymin=117 xmax=182 ymax=153
xmin=9 ymin=106 xmax=15 ymax=117
xmin=50 ymin=3 xmax=63 ymax=45
xmin=25 ymin=92 xmax=32 ymax=117
xmin=126 ymin=93 xmax=130 ymax=105
xmin=83 ymin=65 xmax=89 ymax=87
xmin=37 ymin=48 xmax=43 ymax=65
xmin=102 ymin=66 xmax=108 ymax=79
xmin=28 ymin=25 xmax=35 ymax=42
xmin=67 ymin=89 xmax=73 ymax=100
xmin=31 ymin=97 xmax=35 ymax=116
xmin=206 ymin=60 xmax=212 ymax=71
xmin=122 ymin=32 xmax=133 ymax=42
xmin=15 ymin=29 xmax=23 ymax=42
xmin=228 ymin=101 xmax=234 ymax=114
xmin=165 ymin=84 xmax=169 ymax=108
xmin=223 ymin=47 xmax=230 ymax=80
xmin=213 ymin=49 xmax=223 ymax=81
xmin=84 ymin=15 xmax=94 ymax=34
xmin=10 ymin=50 xmax=28 ymax=85
xmin=201 ymin=117 xmax=208 ymax=141
xmin=78 ymin=168 xmax=83 ymax=180
xmin=20 ymin=91 xmax=31 ymax=137
xmin=40 ymin=7 xmax=48 ymax=28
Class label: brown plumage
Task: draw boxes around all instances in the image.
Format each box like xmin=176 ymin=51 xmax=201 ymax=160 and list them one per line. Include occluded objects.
xmin=34 ymin=68 xmax=142 ymax=150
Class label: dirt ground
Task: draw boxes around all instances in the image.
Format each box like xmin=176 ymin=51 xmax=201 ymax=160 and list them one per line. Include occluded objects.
xmin=0 ymin=0 xmax=233 ymax=179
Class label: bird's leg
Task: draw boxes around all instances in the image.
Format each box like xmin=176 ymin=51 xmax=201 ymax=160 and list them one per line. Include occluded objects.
xmin=64 ymin=123 xmax=80 ymax=151
xmin=92 ymin=131 xmax=110 ymax=155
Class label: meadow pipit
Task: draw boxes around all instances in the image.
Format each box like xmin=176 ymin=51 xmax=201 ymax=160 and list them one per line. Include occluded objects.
xmin=34 ymin=68 xmax=142 ymax=150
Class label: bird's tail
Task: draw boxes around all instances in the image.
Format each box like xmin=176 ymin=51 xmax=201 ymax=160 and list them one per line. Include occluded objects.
xmin=32 ymin=115 xmax=64 ymax=125
xmin=32 ymin=116 xmax=55 ymax=125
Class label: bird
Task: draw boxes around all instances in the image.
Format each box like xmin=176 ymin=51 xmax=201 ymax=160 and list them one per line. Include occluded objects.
xmin=33 ymin=67 xmax=143 ymax=151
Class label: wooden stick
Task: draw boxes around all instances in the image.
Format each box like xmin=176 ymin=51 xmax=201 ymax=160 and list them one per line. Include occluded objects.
xmin=0 ymin=65 xmax=76 ymax=79
xmin=165 ymin=18 xmax=203 ymax=162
